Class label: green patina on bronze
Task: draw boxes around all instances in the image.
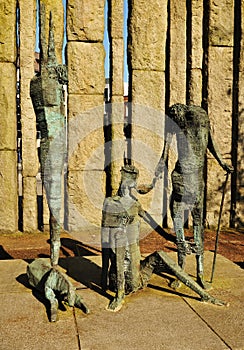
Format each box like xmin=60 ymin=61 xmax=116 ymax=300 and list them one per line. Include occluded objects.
xmin=101 ymin=165 xmax=228 ymax=312
xmin=27 ymin=259 xmax=89 ymax=322
xmin=153 ymin=104 xmax=234 ymax=289
xmin=30 ymin=4 xmax=67 ymax=266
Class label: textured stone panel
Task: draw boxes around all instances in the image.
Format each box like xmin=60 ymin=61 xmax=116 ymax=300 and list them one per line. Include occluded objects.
xmin=67 ymin=170 xmax=105 ymax=231
xmin=0 ymin=63 xmax=16 ymax=150
xmin=209 ymin=0 xmax=234 ymax=47
xmin=22 ymin=176 xmax=38 ymax=232
xmin=67 ymin=0 xmax=104 ymax=43
xmin=208 ymin=46 xmax=233 ymax=154
xmin=0 ymin=0 xmax=16 ymax=62
xmin=67 ymin=42 xmax=105 ymax=95
xmin=169 ymin=0 xmax=187 ymax=104
xmin=131 ymin=70 xmax=165 ymax=111
xmin=41 ymin=0 xmax=64 ymax=63
xmin=0 ymin=151 xmax=18 ymax=232
xmin=189 ymin=68 xmax=202 ymax=106
xmin=111 ymin=38 xmax=124 ymax=97
xmin=111 ymin=0 xmax=124 ymax=39
xmin=191 ymin=0 xmax=203 ymax=69
xmin=128 ymin=0 xmax=167 ymax=71
xmin=206 ymin=158 xmax=232 ymax=228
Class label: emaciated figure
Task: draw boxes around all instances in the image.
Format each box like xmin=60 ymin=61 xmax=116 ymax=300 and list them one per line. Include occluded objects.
xmin=101 ymin=165 xmax=228 ymax=312
xmin=30 ymin=6 xmax=67 ymax=266
xmin=27 ymin=259 xmax=89 ymax=322
xmin=152 ymin=104 xmax=233 ymax=289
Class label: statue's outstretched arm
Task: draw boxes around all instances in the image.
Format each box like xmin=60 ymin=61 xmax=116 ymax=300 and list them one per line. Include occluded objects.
xmin=207 ymin=130 xmax=234 ymax=173
xmin=153 ymin=132 xmax=174 ymax=185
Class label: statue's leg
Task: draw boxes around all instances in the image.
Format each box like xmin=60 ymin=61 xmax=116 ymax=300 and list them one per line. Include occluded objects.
xmin=125 ymin=223 xmax=141 ymax=293
xmin=107 ymin=228 xmax=126 ymax=312
xmin=192 ymin=202 xmax=211 ymax=290
xmin=50 ymin=213 xmax=61 ymax=266
xmin=44 ymin=285 xmax=59 ymax=322
xmin=170 ymin=199 xmax=190 ymax=289
xmin=74 ymin=293 xmax=90 ymax=314
xmin=155 ymin=250 xmax=227 ymax=306
xmin=101 ymin=227 xmax=110 ymax=291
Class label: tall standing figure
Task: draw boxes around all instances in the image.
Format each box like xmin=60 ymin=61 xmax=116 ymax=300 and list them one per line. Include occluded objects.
xmin=153 ymin=104 xmax=233 ymax=289
xmin=30 ymin=5 xmax=67 ymax=265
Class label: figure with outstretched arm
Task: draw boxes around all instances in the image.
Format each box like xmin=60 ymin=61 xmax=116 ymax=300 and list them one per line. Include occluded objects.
xmin=151 ymin=104 xmax=233 ymax=289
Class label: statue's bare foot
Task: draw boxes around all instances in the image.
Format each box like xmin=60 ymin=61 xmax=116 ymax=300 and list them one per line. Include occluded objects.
xmin=50 ymin=300 xmax=58 ymax=322
xmin=197 ymin=276 xmax=212 ymax=290
xmin=170 ymin=279 xmax=182 ymax=290
xmin=106 ymin=295 xmax=125 ymax=312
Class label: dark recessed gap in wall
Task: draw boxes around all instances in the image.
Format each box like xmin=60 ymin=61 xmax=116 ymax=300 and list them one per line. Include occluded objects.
xmin=186 ymin=0 xmax=192 ymax=106
xmin=230 ymin=0 xmax=241 ymax=227
xmin=202 ymin=0 xmax=210 ymax=227
xmin=126 ymin=0 xmax=132 ymax=165
xmin=104 ymin=0 xmax=112 ymax=197
xmin=162 ymin=0 xmax=171 ymax=228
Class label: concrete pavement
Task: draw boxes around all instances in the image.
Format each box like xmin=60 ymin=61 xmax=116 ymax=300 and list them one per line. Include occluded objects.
xmin=0 ymin=252 xmax=243 ymax=350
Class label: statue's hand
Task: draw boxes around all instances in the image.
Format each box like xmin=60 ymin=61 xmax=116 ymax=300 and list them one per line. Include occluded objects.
xmin=222 ymin=163 xmax=234 ymax=174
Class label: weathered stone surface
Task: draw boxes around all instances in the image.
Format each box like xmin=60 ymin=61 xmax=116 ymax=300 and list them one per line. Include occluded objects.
xmin=111 ymin=0 xmax=124 ymax=39
xmin=67 ymin=0 xmax=105 ymax=43
xmin=189 ymin=68 xmax=202 ymax=106
xmin=209 ymin=0 xmax=234 ymax=47
xmin=191 ymin=0 xmax=203 ymax=69
xmin=67 ymin=42 xmax=105 ymax=95
xmin=111 ymin=39 xmax=124 ymax=97
xmin=128 ymin=0 xmax=167 ymax=71
xmin=0 ymin=63 xmax=16 ymax=150
xmin=206 ymin=158 xmax=232 ymax=228
xmin=40 ymin=0 xmax=64 ymax=63
xmin=0 ymin=0 xmax=16 ymax=62
xmin=22 ymin=176 xmax=38 ymax=232
xmin=0 ymin=151 xmax=18 ymax=232
xmin=19 ymin=0 xmax=38 ymax=177
xmin=131 ymin=70 xmax=165 ymax=111
xmin=169 ymin=0 xmax=187 ymax=105
xmin=67 ymin=170 xmax=105 ymax=231
xmin=235 ymin=2 xmax=244 ymax=228
xmin=208 ymin=46 xmax=233 ymax=154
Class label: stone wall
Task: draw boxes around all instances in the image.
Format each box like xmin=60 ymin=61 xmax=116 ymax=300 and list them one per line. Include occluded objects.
xmin=0 ymin=0 xmax=18 ymax=232
xmin=0 ymin=0 xmax=243 ymax=234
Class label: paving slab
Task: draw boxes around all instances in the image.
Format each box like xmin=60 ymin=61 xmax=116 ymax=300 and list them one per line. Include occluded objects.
xmin=0 ymin=252 xmax=243 ymax=350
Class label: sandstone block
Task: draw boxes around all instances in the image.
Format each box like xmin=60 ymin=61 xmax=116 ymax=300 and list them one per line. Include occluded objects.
xmin=22 ymin=176 xmax=38 ymax=232
xmin=0 ymin=0 xmax=16 ymax=62
xmin=169 ymin=0 xmax=187 ymax=105
xmin=67 ymin=0 xmax=104 ymax=43
xmin=208 ymin=47 xmax=233 ymax=154
xmin=0 ymin=63 xmax=16 ymax=150
xmin=40 ymin=0 xmax=64 ymax=63
xmin=131 ymin=70 xmax=165 ymax=111
xmin=189 ymin=68 xmax=202 ymax=106
xmin=111 ymin=39 xmax=124 ymax=97
xmin=0 ymin=150 xmax=18 ymax=232
xmin=191 ymin=0 xmax=203 ymax=69
xmin=67 ymin=42 xmax=105 ymax=95
xmin=209 ymin=0 xmax=234 ymax=47
xmin=67 ymin=170 xmax=105 ymax=231
xmin=111 ymin=0 xmax=124 ymax=39
xmin=128 ymin=0 xmax=167 ymax=71
xmin=206 ymin=158 xmax=232 ymax=228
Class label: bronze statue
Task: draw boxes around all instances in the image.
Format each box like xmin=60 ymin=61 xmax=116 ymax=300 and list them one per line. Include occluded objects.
xmin=101 ymin=165 xmax=228 ymax=312
xmin=30 ymin=5 xmax=67 ymax=266
xmin=152 ymin=104 xmax=233 ymax=289
xmin=27 ymin=259 xmax=89 ymax=322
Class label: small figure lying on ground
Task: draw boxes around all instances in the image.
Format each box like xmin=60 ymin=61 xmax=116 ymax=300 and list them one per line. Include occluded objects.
xmin=27 ymin=258 xmax=90 ymax=322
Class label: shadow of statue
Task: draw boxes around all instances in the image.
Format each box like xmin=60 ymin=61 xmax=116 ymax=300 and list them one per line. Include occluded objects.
xmin=0 ymin=245 xmax=13 ymax=260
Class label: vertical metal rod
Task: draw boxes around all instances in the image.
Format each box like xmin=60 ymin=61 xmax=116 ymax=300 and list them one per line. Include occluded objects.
xmin=210 ymin=172 xmax=229 ymax=283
